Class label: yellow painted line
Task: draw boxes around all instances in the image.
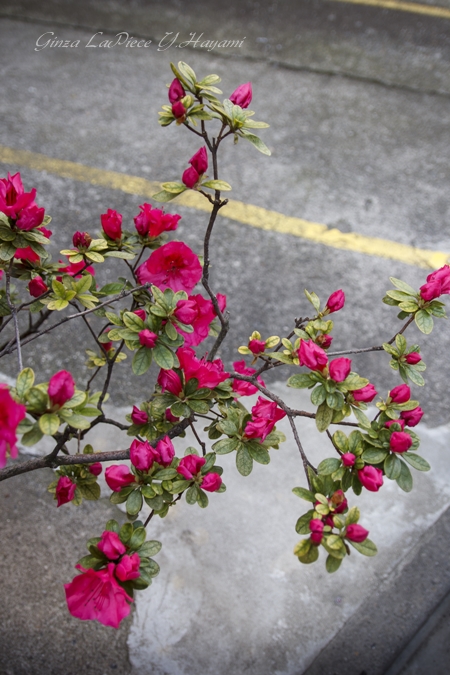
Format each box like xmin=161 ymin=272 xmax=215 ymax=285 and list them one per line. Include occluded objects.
xmin=329 ymin=0 xmax=450 ymax=20
xmin=0 ymin=144 xmax=448 ymax=270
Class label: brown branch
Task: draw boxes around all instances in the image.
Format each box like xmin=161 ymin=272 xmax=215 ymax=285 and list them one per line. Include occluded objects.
xmin=287 ymin=415 xmax=315 ymax=489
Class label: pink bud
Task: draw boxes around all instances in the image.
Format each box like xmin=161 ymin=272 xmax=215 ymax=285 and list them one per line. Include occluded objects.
xmin=325 ymin=289 xmax=345 ymax=313
xmin=157 ymin=369 xmax=183 ymax=396
xmin=182 ymin=166 xmax=200 ymax=189
xmin=48 ymin=370 xmax=75 ymax=407
xmin=97 ymin=531 xmax=126 ymax=560
xmin=134 ymin=309 xmax=146 ymax=321
xmin=342 ymin=452 xmax=356 ymax=467
xmin=390 ymin=431 xmax=413 ymax=453
xmin=168 ymin=78 xmax=185 ymax=103
xmin=358 ymin=466 xmax=383 ymax=492
xmin=115 ymin=553 xmax=141 ymax=581
xmin=249 ymin=339 xmax=266 ymax=355
xmin=138 ymin=329 xmax=158 ymax=349
xmin=201 ymin=472 xmax=222 ymax=492
xmin=177 ymin=454 xmax=205 ymax=481
xmin=100 ymin=209 xmax=122 ymax=240
xmin=352 ymin=384 xmax=377 ymax=402
xmin=229 ymin=82 xmax=252 ymax=108
xmin=55 ymin=476 xmax=77 ymax=507
xmin=72 ymin=231 xmax=92 ymax=248
xmin=385 ymin=419 xmax=405 ymax=431
xmin=88 ymin=462 xmax=102 ymax=476
xmin=328 ymin=358 xmax=352 ymax=383
xmin=130 ymin=439 xmax=157 ymax=471
xmin=400 ymin=406 xmax=424 ymax=427
xmin=174 ymin=299 xmax=198 ymax=324
xmin=389 ymin=384 xmax=410 ymax=404
xmin=405 ymin=352 xmax=421 ymax=365
xmin=346 ymin=524 xmax=369 ymax=543
xmin=299 ymin=339 xmax=328 ymax=371
xmin=172 ymin=101 xmax=186 ymax=119
xmin=105 ymin=465 xmax=135 ymax=492
xmin=317 ymin=334 xmax=333 ymax=349
xmin=189 ymin=147 xmax=208 ymax=175
xmin=131 ymin=406 xmax=149 ymax=425
xmin=330 ymin=489 xmax=348 ymax=514
xmin=155 ymin=436 xmax=175 ymax=467
xmin=309 ymin=519 xmax=324 ymax=545
xmin=28 ymin=276 xmax=48 ymax=298
xmin=420 ymin=280 xmax=441 ymax=301
xmin=166 ymin=409 xmax=180 ymax=423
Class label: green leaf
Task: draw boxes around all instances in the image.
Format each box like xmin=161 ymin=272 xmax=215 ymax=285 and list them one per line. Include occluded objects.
xmin=16 ymin=368 xmax=35 ymax=398
xmin=402 ymin=453 xmax=431 ymax=472
xmin=349 ymin=538 xmax=378 ymax=557
xmin=201 ymin=180 xmax=232 ymax=191
xmin=129 ymin=526 xmax=147 ymax=550
xmin=396 ymin=459 xmax=413 ymax=492
xmin=151 ymin=190 xmax=180 ymax=203
xmin=197 ymin=488 xmax=209 ymax=508
xmin=311 ymin=385 xmax=326 ymax=406
xmin=315 ymin=402 xmax=333 ymax=432
xmin=317 ymin=458 xmax=341 ymax=475
xmin=384 ymin=453 xmax=402 ymax=480
xmin=0 ymin=242 xmax=18 ymax=260
xmin=161 ymin=182 xmax=188 ymax=194
xmin=47 ymin=298 xmax=69 ymax=311
xmin=123 ymin=311 xmax=145 ymax=331
xmin=138 ymin=540 xmax=162 ymax=557
xmin=352 ymin=406 xmax=372 ymax=429
xmin=332 ymin=431 xmax=349 ymax=453
xmin=293 ymin=538 xmax=312 ymax=558
xmin=64 ymin=390 xmax=87 ymax=409
xmin=389 ymin=277 xmax=418 ymax=296
xmin=287 ymin=373 xmax=314 ymax=389
xmin=126 ymin=489 xmax=143 ymax=516
xmin=212 ymin=438 xmax=239 ymax=455
xmin=403 ymin=364 xmax=425 ymax=387
xmin=101 ymin=283 xmax=126 ymax=295
xmin=415 ymin=309 xmax=434 ymax=334
xmin=247 ymin=443 xmax=270 ymax=465
xmin=362 ymin=448 xmax=388 ymax=464
xmin=78 ymin=482 xmax=101 ymax=500
xmin=105 ymin=519 xmax=120 ymax=533
xmin=292 ymin=487 xmax=316 ymax=502
xmin=152 ymin=468 xmax=179 ymax=481
xmin=297 ymin=544 xmax=319 ymax=564
xmin=236 ymin=446 xmax=253 ymax=476
xmin=345 ymin=506 xmax=360 ymax=525
xmin=153 ymin=343 xmax=174 ymax=370
xmin=239 ymin=131 xmax=271 ymax=155
xmin=185 ymin=485 xmax=199 ymax=505
xmin=20 ymin=424 xmax=44 ymax=446
xmin=326 ymin=555 xmax=343 ymax=573
xmin=132 ymin=347 xmax=153 ymax=376
xmin=38 ymin=413 xmax=60 ymax=436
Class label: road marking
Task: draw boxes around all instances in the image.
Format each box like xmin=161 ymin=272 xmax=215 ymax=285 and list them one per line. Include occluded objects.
xmin=0 ymin=144 xmax=448 ymax=270
xmin=329 ymin=0 xmax=450 ymax=20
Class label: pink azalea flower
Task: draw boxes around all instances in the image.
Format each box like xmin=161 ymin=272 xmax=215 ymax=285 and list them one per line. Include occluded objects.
xmin=352 ymin=384 xmax=377 ymax=403
xmin=299 ymin=340 xmax=328 ymax=371
xmin=401 ymin=406 xmax=424 ymax=427
xmin=229 ymin=82 xmax=252 ymax=108
xmin=358 ymin=466 xmax=383 ymax=492
xmin=182 ymin=166 xmax=199 ymax=188
xmin=129 ymin=439 xmax=158 ymax=471
xmin=28 ymin=276 xmax=48 ymax=298
xmin=101 ymin=209 xmax=122 ymax=240
xmin=325 ymin=289 xmax=345 ymax=313
xmin=48 ymin=370 xmax=75 ymax=407
xmin=168 ymin=78 xmax=185 ymax=103
xmin=64 ymin=563 xmax=133 ymax=628
xmin=0 ymin=172 xmax=45 ymax=230
xmin=309 ymin=519 xmax=324 ymax=545
xmin=390 ymin=431 xmax=412 ymax=453
xmin=389 ymin=384 xmax=410 ymax=404
xmin=174 ymin=294 xmax=218 ymax=347
xmin=97 ymin=531 xmax=126 ymax=560
xmin=341 ymin=452 xmax=356 ymax=467
xmin=136 ymin=241 xmax=202 ymax=293
xmin=328 ymin=358 xmax=352 ymax=383
xmin=200 ymin=472 xmax=222 ymax=492
xmin=134 ymin=203 xmax=180 ymax=238
xmin=105 ymin=465 xmax=136 ymax=492
xmin=55 ymin=476 xmax=77 ymax=507
xmin=115 ymin=553 xmax=141 ymax=581
xmin=189 ymin=147 xmax=208 ymax=175
xmin=244 ymin=396 xmax=286 ymax=442
xmin=88 ymin=462 xmax=102 ymax=476
xmin=138 ymin=329 xmax=158 ymax=349
xmin=155 ymin=436 xmax=175 ymax=466
xmin=177 ymin=347 xmax=229 ymax=389
xmin=177 ymin=454 xmax=205 ymax=480
xmin=157 ymin=368 xmax=183 ymax=396
xmin=58 ymin=259 xmax=95 ymax=278
xmin=72 ymin=231 xmax=92 ymax=248
xmin=0 ymin=385 xmax=26 ymax=468
xmin=346 ymin=524 xmax=369 ymax=543
xmin=232 ymin=360 xmax=265 ymax=397
xmin=131 ymin=406 xmax=149 ymax=425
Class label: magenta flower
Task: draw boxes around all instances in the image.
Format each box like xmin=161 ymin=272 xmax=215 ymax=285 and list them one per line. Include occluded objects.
xmin=177 ymin=347 xmax=229 ymax=389
xmin=390 ymin=431 xmax=412 ymax=454
xmin=330 ymin=489 xmax=348 ymax=514
xmin=130 ymin=439 xmax=158 ymax=472
xmin=168 ymin=78 xmax=185 ymax=103
xmin=0 ymin=172 xmax=45 ymax=230
xmin=72 ymin=231 xmax=92 ymax=249
xmin=88 ymin=462 xmax=102 ymax=476
xmin=309 ymin=519 xmax=324 ymax=545
xmin=358 ymin=466 xmax=383 ymax=492
xmin=58 ymin=259 xmax=95 ymax=278
xmin=28 ymin=276 xmax=48 ymax=298
xmin=65 ymin=563 xmax=133 ymax=628
xmin=134 ymin=309 xmax=147 ymax=321
xmin=138 ymin=329 xmax=158 ymax=349
xmin=249 ymin=339 xmax=266 ymax=355
xmin=405 ymin=352 xmax=421 ymax=365
xmin=134 ymin=203 xmax=180 ymax=238
xmin=174 ymin=294 xmax=219 ymax=347
xmin=105 ymin=465 xmax=136 ymax=492
xmin=97 ymin=531 xmax=126 ymax=560
xmin=137 ymin=241 xmax=202 ymax=293
xmin=55 ymin=476 xmax=77 ymax=507
xmin=115 ymin=553 xmax=141 ymax=581
xmin=244 ymin=396 xmax=286 ymax=442
xmin=299 ymin=339 xmax=328 ymax=371
xmin=317 ymin=334 xmax=333 ymax=349
xmin=182 ymin=166 xmax=200 ymax=188
xmin=189 ymin=147 xmax=208 ymax=175
xmin=232 ymin=360 xmax=265 ymax=397
xmin=157 ymin=368 xmax=183 ymax=396
xmin=420 ymin=265 xmax=450 ymax=301
xmin=341 ymin=452 xmax=356 ymax=467
xmin=229 ymin=82 xmax=252 ymax=108
xmin=400 ymin=406 xmax=424 ymax=427
xmin=346 ymin=524 xmax=369 ymax=543
xmin=201 ymin=473 xmax=222 ymax=492
xmin=155 ymin=436 xmax=175 ymax=466
xmin=48 ymin=370 xmax=75 ymax=407
xmin=131 ymin=406 xmax=149 ymax=425
xmin=389 ymin=384 xmax=410 ymax=404
xmin=0 ymin=386 xmax=26 ymax=468
xmin=172 ymin=101 xmax=186 ymax=119
xmin=352 ymin=384 xmax=377 ymax=403
xmin=328 ymin=358 xmax=352 ymax=383
xmin=15 ymin=225 xmax=51 ymax=262
xmin=177 ymin=454 xmax=205 ymax=480
xmin=325 ymin=289 xmax=345 ymax=313
xmin=385 ymin=419 xmax=405 ymax=431
xmin=101 ymin=209 xmax=122 ymax=240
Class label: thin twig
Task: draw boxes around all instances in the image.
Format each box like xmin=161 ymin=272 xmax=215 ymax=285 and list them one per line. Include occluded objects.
xmin=287 ymin=415 xmax=315 ymax=489
xmin=5 ymin=267 xmax=22 ymax=372
xmin=189 ymin=420 xmax=207 ymax=456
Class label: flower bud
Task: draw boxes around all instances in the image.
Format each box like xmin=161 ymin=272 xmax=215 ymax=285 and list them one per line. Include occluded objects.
xmin=405 ymin=352 xmax=421 ymax=365
xmin=101 ymin=209 xmax=122 ymax=240
xmin=400 ymin=406 xmax=424 ymax=427
xmin=177 ymin=454 xmax=205 ymax=480
xmin=341 ymin=452 xmax=356 ymax=467
xmin=189 ymin=147 xmax=208 ymax=175
xmin=130 ymin=439 xmax=157 ymax=471
xmin=88 ymin=462 xmax=102 ymax=476
xmin=115 ymin=553 xmax=141 ymax=581
xmin=352 ymin=384 xmax=377 ymax=403
xmin=201 ymin=472 xmax=222 ymax=492
xmin=390 ymin=431 xmax=412 ymax=453
xmin=157 ymin=369 xmax=183 ymax=396
xmin=229 ymin=82 xmax=252 ymax=108
xmin=389 ymin=384 xmax=410 ymax=403
xmin=131 ymin=406 xmax=149 ymax=425
xmin=249 ymin=339 xmax=266 ymax=355
xmin=72 ymin=231 xmax=92 ymax=249
xmin=172 ymin=101 xmax=186 ymax=119
xmin=48 ymin=370 xmax=75 ymax=407
xmin=97 ymin=531 xmax=126 ymax=560
xmin=105 ymin=465 xmax=135 ymax=492
xmin=299 ymin=339 xmax=328 ymax=371
xmin=309 ymin=519 xmax=324 ymax=545
xmin=330 ymin=489 xmax=347 ymax=514
xmin=182 ymin=166 xmax=199 ymax=189
xmin=420 ymin=280 xmax=441 ymax=301
xmin=385 ymin=419 xmax=405 ymax=431
xmin=134 ymin=309 xmax=147 ymax=321
xmin=155 ymin=436 xmax=175 ymax=467
xmin=168 ymin=78 xmax=185 ymax=103
xmin=358 ymin=466 xmax=383 ymax=492
xmin=317 ymin=334 xmax=333 ymax=349
xmin=138 ymin=329 xmax=158 ymax=349
xmin=55 ymin=476 xmax=76 ymax=507
xmin=165 ymin=408 xmax=180 ymax=423
xmin=328 ymin=358 xmax=352 ymax=383
xmin=325 ymin=289 xmax=345 ymax=313
xmin=346 ymin=524 xmax=369 ymax=543
xmin=28 ymin=275 xmax=48 ymax=298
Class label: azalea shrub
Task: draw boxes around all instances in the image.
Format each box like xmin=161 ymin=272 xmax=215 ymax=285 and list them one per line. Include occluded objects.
xmin=0 ymin=60 xmax=448 ymax=626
